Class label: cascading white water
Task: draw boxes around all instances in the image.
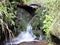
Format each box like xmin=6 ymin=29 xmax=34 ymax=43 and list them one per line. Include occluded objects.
xmin=5 ymin=24 xmax=36 ymax=45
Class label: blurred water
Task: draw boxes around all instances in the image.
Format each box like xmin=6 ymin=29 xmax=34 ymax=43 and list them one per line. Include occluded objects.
xmin=5 ymin=24 xmax=36 ymax=45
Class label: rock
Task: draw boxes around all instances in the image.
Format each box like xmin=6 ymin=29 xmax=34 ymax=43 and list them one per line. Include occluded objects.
xmin=24 ymin=2 xmax=41 ymax=8
xmin=50 ymin=34 xmax=60 ymax=45
xmin=17 ymin=41 xmax=56 ymax=45
xmin=19 ymin=41 xmax=48 ymax=45
xmin=50 ymin=20 xmax=60 ymax=39
xmin=49 ymin=20 xmax=60 ymax=44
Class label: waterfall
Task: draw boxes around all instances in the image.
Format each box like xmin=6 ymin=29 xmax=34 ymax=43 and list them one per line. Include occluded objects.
xmin=5 ymin=24 xmax=36 ymax=45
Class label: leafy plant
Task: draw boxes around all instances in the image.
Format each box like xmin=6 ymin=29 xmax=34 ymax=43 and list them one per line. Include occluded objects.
xmin=40 ymin=0 xmax=60 ymax=41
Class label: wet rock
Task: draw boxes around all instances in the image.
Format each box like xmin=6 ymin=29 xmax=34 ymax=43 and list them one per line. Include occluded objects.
xmin=14 ymin=3 xmax=37 ymax=33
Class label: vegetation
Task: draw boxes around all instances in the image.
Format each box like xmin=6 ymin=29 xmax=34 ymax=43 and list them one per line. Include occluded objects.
xmin=40 ymin=0 xmax=60 ymax=39
xmin=0 ymin=0 xmax=60 ymax=45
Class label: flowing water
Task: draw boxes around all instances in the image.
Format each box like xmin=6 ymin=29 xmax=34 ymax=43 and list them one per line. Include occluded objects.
xmin=5 ymin=24 xmax=38 ymax=45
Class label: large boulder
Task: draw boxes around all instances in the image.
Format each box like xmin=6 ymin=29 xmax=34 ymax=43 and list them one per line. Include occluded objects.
xmin=50 ymin=20 xmax=60 ymax=39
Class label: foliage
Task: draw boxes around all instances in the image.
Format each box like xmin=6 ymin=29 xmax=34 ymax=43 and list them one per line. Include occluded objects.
xmin=23 ymin=0 xmax=35 ymax=3
xmin=0 ymin=0 xmax=15 ymax=25
xmin=0 ymin=0 xmax=16 ymax=41
xmin=0 ymin=0 xmax=60 ymax=43
xmin=39 ymin=0 xmax=60 ymax=40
